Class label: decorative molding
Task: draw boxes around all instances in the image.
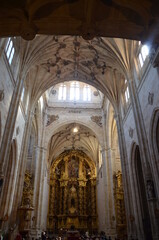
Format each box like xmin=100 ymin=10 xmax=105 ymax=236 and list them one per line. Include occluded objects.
xmin=51 ymin=89 xmax=57 ymax=95
xmin=128 ymin=127 xmax=133 ymax=138
xmin=93 ymin=90 xmax=99 ymax=96
xmin=91 ymin=115 xmax=102 ymax=127
xmin=47 ymin=115 xmax=59 ymax=126
xmin=148 ymin=92 xmax=154 ymax=105
xmin=0 ymin=89 xmax=4 ymax=102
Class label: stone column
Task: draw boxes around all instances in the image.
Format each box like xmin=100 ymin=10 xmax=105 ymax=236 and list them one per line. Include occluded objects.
xmin=114 ymin=110 xmax=137 ymax=239
xmin=0 ymin=60 xmax=25 ymax=178
xmin=33 ymin=146 xmax=46 ymax=235
xmin=101 ymin=148 xmax=110 ymax=234
xmin=105 ymin=147 xmax=116 ymax=237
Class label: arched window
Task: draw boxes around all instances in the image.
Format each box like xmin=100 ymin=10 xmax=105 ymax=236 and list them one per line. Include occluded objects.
xmin=40 ymin=96 xmax=44 ymax=110
xmin=121 ymin=80 xmax=131 ymax=116
xmin=131 ymin=144 xmax=153 ymax=239
xmin=138 ymin=44 xmax=149 ymax=68
xmin=125 ymin=86 xmax=130 ymax=103
xmin=70 ymin=81 xmax=79 ymax=101
xmin=58 ymin=83 xmax=66 ymax=100
xmin=83 ymin=85 xmax=91 ymax=101
xmin=21 ymin=87 xmax=25 ymax=101
xmin=5 ymin=38 xmax=15 ymax=65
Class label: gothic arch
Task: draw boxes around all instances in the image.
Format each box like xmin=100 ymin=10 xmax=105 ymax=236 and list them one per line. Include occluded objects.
xmin=150 ymin=108 xmax=159 ymax=157
xmin=149 ymin=108 xmax=159 ymax=197
xmin=130 ymin=142 xmax=153 ymax=240
xmin=1 ymin=139 xmax=18 ymax=219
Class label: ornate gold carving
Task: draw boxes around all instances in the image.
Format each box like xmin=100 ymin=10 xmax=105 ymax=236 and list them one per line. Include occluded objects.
xmin=47 ymin=150 xmax=97 ymax=232
xmin=18 ymin=171 xmax=34 ymax=233
xmin=21 ymin=171 xmax=33 ymax=208
xmin=114 ymin=171 xmax=127 ymax=240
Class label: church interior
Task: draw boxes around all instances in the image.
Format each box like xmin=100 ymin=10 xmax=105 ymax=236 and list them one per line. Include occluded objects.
xmin=0 ymin=1 xmax=159 ymax=239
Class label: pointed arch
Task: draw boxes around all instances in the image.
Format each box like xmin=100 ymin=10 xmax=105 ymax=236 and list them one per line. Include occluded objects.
xmin=130 ymin=142 xmax=153 ymax=240
xmin=0 ymin=139 xmax=18 ymax=218
xmin=149 ymin=108 xmax=159 ymax=164
xmin=149 ymin=107 xmax=159 ymax=198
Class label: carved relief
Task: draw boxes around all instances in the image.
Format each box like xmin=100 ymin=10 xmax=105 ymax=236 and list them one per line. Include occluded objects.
xmin=51 ymin=89 xmax=57 ymax=95
xmin=18 ymin=171 xmax=34 ymax=233
xmin=129 ymin=127 xmax=133 ymax=138
xmin=148 ymin=92 xmax=154 ymax=105
xmin=91 ymin=115 xmax=102 ymax=127
xmin=46 ymin=114 xmax=59 ymax=126
xmin=21 ymin=171 xmax=34 ymax=208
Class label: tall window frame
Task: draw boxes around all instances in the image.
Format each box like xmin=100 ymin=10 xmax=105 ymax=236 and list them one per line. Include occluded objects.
xmin=58 ymin=83 xmax=66 ymax=100
xmin=83 ymin=84 xmax=91 ymax=101
xmin=5 ymin=38 xmax=15 ymax=65
xmin=138 ymin=44 xmax=149 ymax=68
xmin=70 ymin=81 xmax=80 ymax=101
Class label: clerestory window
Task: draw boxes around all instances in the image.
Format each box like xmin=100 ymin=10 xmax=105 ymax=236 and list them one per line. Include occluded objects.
xmin=138 ymin=44 xmax=149 ymax=68
xmin=58 ymin=83 xmax=66 ymax=100
xmin=124 ymin=80 xmax=130 ymax=105
xmin=83 ymin=85 xmax=91 ymax=101
xmin=70 ymin=81 xmax=79 ymax=101
xmin=125 ymin=86 xmax=130 ymax=103
xmin=5 ymin=38 xmax=15 ymax=65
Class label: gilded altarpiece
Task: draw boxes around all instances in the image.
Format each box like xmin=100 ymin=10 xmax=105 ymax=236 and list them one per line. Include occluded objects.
xmin=47 ymin=150 xmax=97 ymax=232
xmin=113 ymin=171 xmax=127 ymax=239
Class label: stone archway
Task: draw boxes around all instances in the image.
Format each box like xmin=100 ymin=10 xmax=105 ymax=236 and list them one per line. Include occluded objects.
xmin=132 ymin=144 xmax=153 ymax=240
xmin=0 ymin=139 xmax=17 ymax=232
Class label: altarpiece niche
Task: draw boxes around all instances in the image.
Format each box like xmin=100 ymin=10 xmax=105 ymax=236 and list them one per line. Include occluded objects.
xmin=47 ymin=150 xmax=97 ymax=233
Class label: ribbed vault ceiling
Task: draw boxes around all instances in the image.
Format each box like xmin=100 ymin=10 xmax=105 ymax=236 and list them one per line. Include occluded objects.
xmin=48 ymin=123 xmax=100 ymax=165
xmin=24 ymin=35 xmax=138 ymax=110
